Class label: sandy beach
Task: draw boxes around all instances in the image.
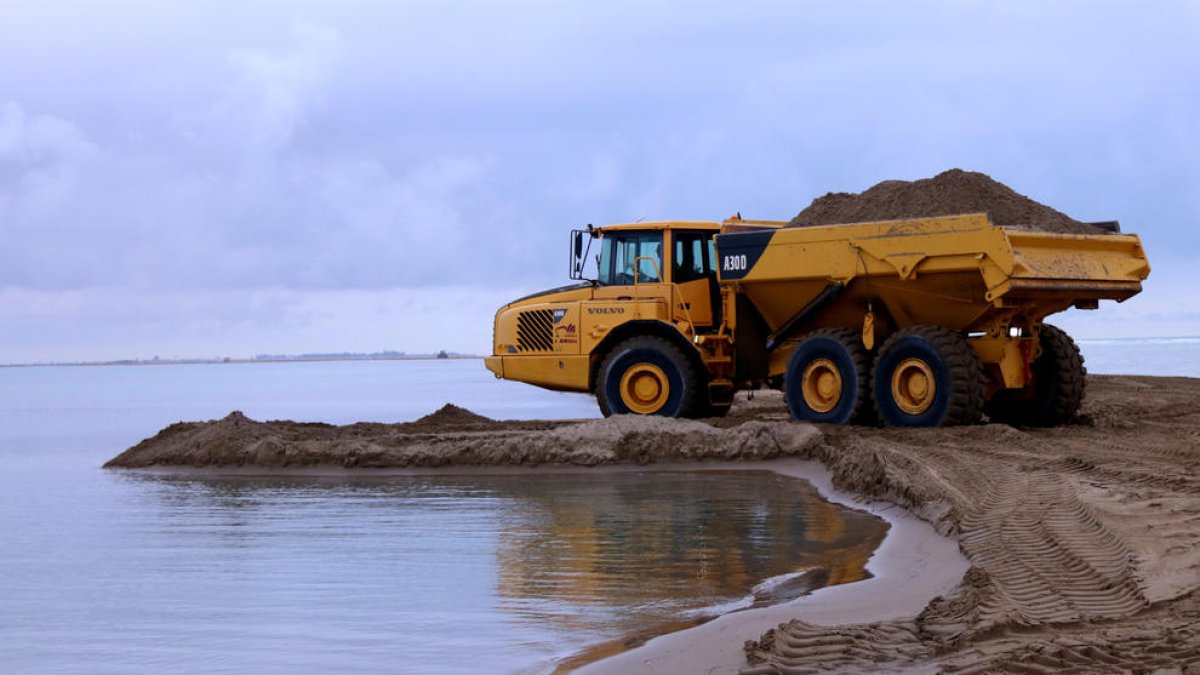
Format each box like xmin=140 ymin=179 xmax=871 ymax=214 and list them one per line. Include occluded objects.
xmin=106 ymin=374 xmax=1200 ymax=672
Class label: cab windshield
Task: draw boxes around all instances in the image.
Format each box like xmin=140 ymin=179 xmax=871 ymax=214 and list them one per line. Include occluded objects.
xmin=597 ymin=231 xmax=663 ymax=285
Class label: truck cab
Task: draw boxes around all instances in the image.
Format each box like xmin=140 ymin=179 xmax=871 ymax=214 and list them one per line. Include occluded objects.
xmin=589 ymin=222 xmax=722 ymax=330
xmin=484 ymin=221 xmax=738 ymax=417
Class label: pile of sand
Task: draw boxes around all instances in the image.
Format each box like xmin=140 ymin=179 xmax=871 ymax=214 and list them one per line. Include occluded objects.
xmin=788 ymin=169 xmax=1103 ymax=234
xmin=405 ymin=403 xmax=497 ymax=431
xmin=103 ymin=410 xmax=821 ymax=469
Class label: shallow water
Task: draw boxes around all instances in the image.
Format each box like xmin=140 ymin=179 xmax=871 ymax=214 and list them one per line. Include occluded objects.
xmin=0 ymin=361 xmax=886 ymax=674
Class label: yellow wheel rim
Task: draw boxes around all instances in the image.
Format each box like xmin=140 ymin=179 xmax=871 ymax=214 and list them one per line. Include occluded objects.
xmin=801 ymin=358 xmax=843 ymax=413
xmin=891 ymin=358 xmax=936 ymax=415
xmin=619 ymin=363 xmax=670 ymax=414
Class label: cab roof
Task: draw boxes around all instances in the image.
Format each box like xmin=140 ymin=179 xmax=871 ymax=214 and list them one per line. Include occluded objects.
xmin=596 ymin=220 xmax=721 ymax=233
xmin=595 ymin=219 xmax=786 ymax=235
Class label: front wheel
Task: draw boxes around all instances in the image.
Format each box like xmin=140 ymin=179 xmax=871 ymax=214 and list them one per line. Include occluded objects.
xmin=595 ymin=336 xmax=699 ymax=417
xmin=872 ymin=326 xmax=984 ymax=427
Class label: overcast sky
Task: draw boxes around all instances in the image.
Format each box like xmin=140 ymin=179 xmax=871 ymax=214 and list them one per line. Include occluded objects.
xmin=2 ymin=1 xmax=1198 ymax=362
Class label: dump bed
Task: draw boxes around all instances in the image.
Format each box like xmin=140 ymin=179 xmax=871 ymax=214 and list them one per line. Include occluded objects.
xmin=715 ymin=213 xmax=1149 ymax=338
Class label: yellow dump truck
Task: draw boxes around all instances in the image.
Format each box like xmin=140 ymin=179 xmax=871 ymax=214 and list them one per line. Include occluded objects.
xmin=485 ymin=214 xmax=1150 ymax=427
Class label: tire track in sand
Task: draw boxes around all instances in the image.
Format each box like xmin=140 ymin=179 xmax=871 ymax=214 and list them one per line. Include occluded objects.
xmin=958 ymin=472 xmax=1147 ymax=628
xmin=939 ymin=589 xmax=1200 ymax=674
xmin=744 ymin=424 xmax=1159 ymax=673
xmin=741 ymin=621 xmax=930 ymax=675
xmin=744 ymin=467 xmax=1150 ymax=674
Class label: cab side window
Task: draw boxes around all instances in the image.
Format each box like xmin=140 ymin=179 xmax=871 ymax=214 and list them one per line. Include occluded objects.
xmin=673 ymin=231 xmax=714 ymax=284
xmin=598 ymin=232 xmax=663 ymax=285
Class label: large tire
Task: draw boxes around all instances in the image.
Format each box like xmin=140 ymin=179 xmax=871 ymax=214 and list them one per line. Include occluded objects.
xmin=872 ymin=326 xmax=984 ymax=427
xmin=784 ymin=328 xmax=871 ymax=424
xmin=985 ymin=324 xmax=1086 ymax=427
xmin=595 ymin=336 xmax=699 ymax=418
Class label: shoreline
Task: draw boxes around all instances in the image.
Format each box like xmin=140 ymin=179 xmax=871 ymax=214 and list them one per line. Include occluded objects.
xmin=104 ymin=375 xmax=1200 ymax=672
xmin=578 ymin=460 xmax=969 ymax=675
xmin=1 ymin=355 xmax=483 ymax=369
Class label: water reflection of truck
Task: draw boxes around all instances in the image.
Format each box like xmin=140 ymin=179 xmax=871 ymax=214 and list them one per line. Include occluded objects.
xmin=485 ymin=214 xmax=1149 ymax=427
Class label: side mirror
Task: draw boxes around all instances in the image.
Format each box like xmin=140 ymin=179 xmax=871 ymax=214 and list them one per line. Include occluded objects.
xmin=569 ymin=229 xmax=585 ymax=280
xmin=569 ymin=227 xmax=596 ymax=281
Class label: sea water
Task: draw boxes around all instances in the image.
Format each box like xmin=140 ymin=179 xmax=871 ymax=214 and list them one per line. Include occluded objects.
xmin=1077 ymin=337 xmax=1200 ymax=377
xmin=0 ymin=360 xmax=885 ymax=675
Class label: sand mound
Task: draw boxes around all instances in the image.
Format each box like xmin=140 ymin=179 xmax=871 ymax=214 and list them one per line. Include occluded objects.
xmin=787 ymin=169 xmax=1102 ymax=234
xmin=407 ymin=403 xmax=496 ymax=431
xmin=104 ymin=410 xmax=822 ymax=469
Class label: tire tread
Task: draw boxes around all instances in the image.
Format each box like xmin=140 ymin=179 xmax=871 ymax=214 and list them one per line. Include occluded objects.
xmin=873 ymin=326 xmax=985 ymax=426
xmin=795 ymin=327 xmax=871 ymax=424
xmin=594 ymin=336 xmax=699 ymax=418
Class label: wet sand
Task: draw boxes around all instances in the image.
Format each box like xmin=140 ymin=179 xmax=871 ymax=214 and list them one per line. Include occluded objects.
xmin=107 ymin=375 xmax=1200 ymax=672
xmin=577 ymin=459 xmax=970 ymax=675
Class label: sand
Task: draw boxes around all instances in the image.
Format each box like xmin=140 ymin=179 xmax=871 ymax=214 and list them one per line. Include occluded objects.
xmin=106 ymin=375 xmax=1200 ymax=672
xmin=577 ymin=459 xmax=971 ymax=675
xmin=105 ymin=407 xmax=823 ymax=469
xmin=787 ymin=169 xmax=1105 ymax=234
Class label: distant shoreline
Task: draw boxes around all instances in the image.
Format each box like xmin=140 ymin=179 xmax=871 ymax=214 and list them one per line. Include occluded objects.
xmin=0 ymin=355 xmax=484 ymax=368
xmin=7 ymin=335 xmax=1197 ymax=370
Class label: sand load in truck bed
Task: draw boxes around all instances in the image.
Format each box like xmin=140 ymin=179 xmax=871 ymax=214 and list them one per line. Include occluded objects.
xmin=787 ymin=169 xmax=1103 ymax=235
xmin=715 ymin=213 xmax=1149 ymax=353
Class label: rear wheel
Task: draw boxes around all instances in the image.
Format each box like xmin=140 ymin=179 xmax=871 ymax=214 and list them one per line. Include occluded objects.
xmin=784 ymin=329 xmax=870 ymax=424
xmin=985 ymin=324 xmax=1085 ymax=427
xmin=595 ymin=336 xmax=699 ymax=417
xmin=872 ymin=326 xmax=984 ymax=427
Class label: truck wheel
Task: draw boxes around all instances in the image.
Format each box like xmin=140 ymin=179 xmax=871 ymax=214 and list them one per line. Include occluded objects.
xmin=872 ymin=326 xmax=984 ymax=427
xmin=784 ymin=328 xmax=870 ymax=424
xmin=985 ymin=324 xmax=1086 ymax=427
xmin=595 ymin=336 xmax=699 ymax=418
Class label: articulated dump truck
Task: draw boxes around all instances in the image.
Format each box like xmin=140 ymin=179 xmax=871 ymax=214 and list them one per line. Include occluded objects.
xmin=485 ymin=214 xmax=1150 ymax=427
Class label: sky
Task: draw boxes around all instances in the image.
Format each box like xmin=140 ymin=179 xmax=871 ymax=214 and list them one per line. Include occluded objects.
xmin=1 ymin=1 xmax=1198 ymax=362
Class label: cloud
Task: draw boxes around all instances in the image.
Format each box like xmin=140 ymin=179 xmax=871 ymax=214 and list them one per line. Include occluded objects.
xmin=0 ymin=1 xmax=1198 ymax=361
xmin=204 ymin=21 xmax=342 ymax=152
xmin=0 ymin=102 xmax=98 ymax=223
xmin=0 ymin=102 xmax=97 ymax=163
xmin=0 ymin=21 xmax=519 ymax=295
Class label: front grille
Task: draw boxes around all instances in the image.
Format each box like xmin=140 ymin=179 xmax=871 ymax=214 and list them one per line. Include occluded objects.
xmin=516 ymin=309 xmax=555 ymax=352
